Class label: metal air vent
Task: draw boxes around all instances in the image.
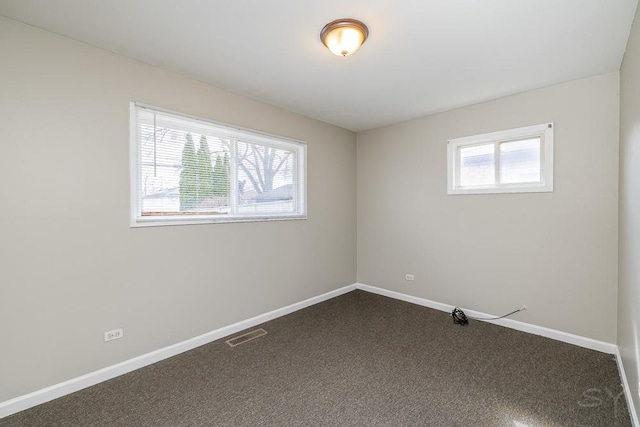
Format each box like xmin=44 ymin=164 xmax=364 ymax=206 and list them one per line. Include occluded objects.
xmin=226 ymin=328 xmax=268 ymax=347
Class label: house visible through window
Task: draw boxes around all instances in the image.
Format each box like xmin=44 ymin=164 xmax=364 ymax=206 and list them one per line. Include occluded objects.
xmin=447 ymin=123 xmax=553 ymax=195
xmin=130 ymin=103 xmax=306 ymax=226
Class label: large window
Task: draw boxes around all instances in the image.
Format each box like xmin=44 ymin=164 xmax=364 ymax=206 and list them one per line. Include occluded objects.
xmin=447 ymin=123 xmax=553 ymax=195
xmin=130 ymin=103 xmax=306 ymax=226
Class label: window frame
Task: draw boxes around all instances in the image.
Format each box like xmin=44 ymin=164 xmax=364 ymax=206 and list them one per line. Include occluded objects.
xmin=130 ymin=102 xmax=307 ymax=227
xmin=447 ymin=123 xmax=554 ymax=195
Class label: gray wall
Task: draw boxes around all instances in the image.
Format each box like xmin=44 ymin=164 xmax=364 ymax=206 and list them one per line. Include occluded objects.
xmin=357 ymin=72 xmax=620 ymax=343
xmin=0 ymin=17 xmax=357 ymax=402
xmin=619 ymin=3 xmax=640 ymax=418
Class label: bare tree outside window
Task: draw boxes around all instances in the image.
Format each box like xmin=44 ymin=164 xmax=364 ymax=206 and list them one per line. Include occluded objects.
xmin=237 ymin=141 xmax=294 ymax=202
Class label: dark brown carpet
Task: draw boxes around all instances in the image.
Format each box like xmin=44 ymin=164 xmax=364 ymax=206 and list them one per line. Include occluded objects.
xmin=1 ymin=290 xmax=631 ymax=426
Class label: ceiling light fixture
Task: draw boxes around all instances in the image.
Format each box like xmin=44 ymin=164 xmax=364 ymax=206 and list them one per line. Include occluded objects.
xmin=320 ymin=18 xmax=369 ymax=57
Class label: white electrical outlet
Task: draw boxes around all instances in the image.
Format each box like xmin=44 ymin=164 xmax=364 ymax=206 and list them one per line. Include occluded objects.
xmin=104 ymin=328 xmax=124 ymax=342
xmin=405 ymin=274 xmax=415 ymax=281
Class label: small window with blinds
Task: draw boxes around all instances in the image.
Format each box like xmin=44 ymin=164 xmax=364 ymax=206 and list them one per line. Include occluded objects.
xmin=447 ymin=123 xmax=554 ymax=195
xmin=130 ymin=103 xmax=306 ymax=226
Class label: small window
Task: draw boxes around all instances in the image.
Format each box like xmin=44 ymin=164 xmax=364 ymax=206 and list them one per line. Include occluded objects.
xmin=447 ymin=123 xmax=553 ymax=195
xmin=130 ymin=103 xmax=306 ymax=226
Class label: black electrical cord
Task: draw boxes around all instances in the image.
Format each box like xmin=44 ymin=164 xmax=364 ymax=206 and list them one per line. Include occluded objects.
xmin=451 ymin=306 xmax=523 ymax=325
xmin=452 ymin=307 xmax=468 ymax=325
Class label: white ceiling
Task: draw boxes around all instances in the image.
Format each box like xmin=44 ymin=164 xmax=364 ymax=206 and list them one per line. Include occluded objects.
xmin=0 ymin=0 xmax=637 ymax=132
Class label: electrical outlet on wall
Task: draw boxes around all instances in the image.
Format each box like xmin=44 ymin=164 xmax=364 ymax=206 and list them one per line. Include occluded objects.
xmin=104 ymin=328 xmax=124 ymax=342
xmin=405 ymin=274 xmax=415 ymax=281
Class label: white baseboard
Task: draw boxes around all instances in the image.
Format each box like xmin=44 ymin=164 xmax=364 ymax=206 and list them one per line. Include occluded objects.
xmin=356 ymin=283 xmax=617 ymax=354
xmin=0 ymin=284 xmax=357 ymax=419
xmin=615 ymin=347 xmax=640 ymax=427
xmin=0 ymin=282 xmax=627 ymax=421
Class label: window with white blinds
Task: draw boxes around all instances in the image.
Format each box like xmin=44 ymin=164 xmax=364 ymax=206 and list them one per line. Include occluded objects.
xmin=130 ymin=103 xmax=306 ymax=226
xmin=447 ymin=123 xmax=554 ymax=195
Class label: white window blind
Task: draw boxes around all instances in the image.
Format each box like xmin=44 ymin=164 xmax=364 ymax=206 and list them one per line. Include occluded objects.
xmin=130 ymin=103 xmax=306 ymax=226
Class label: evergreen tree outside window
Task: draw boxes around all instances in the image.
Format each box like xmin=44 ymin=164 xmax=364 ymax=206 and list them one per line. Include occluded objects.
xmin=131 ymin=103 xmax=306 ymax=226
xmin=196 ymin=135 xmax=214 ymax=202
xmin=212 ymin=154 xmax=230 ymax=197
xmin=179 ymin=133 xmax=197 ymax=211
